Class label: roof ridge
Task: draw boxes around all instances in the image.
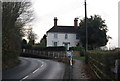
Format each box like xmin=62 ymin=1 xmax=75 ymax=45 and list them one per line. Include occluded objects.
xmin=47 ymin=25 xmax=78 ymax=33
xmin=57 ymin=25 xmax=74 ymax=27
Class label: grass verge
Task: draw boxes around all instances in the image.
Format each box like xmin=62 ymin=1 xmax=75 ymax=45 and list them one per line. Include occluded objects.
xmin=73 ymin=56 xmax=85 ymax=60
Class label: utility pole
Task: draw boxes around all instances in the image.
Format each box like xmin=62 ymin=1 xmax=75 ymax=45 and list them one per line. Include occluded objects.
xmin=85 ymin=0 xmax=88 ymax=64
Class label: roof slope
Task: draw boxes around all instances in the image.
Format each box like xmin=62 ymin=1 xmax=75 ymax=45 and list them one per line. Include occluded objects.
xmin=47 ymin=26 xmax=78 ymax=33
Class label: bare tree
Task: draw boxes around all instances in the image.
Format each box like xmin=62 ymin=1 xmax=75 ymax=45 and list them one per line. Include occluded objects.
xmin=2 ymin=1 xmax=34 ymax=70
xmin=27 ymin=27 xmax=37 ymax=45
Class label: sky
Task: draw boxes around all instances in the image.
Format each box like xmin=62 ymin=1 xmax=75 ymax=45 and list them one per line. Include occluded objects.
xmin=30 ymin=0 xmax=119 ymax=48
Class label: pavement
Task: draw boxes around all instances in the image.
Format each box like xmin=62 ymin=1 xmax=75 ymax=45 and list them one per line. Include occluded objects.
xmin=72 ymin=59 xmax=97 ymax=80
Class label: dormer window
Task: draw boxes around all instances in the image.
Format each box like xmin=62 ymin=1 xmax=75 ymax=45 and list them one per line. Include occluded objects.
xmin=65 ymin=34 xmax=68 ymax=39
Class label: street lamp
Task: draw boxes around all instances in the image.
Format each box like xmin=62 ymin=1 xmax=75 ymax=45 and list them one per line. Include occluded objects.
xmin=85 ymin=0 xmax=88 ymax=64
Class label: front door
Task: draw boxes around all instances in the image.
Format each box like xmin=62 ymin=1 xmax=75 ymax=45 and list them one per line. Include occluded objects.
xmin=63 ymin=42 xmax=70 ymax=50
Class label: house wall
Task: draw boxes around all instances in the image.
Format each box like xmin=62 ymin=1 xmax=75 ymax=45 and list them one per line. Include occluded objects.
xmin=47 ymin=32 xmax=79 ymax=47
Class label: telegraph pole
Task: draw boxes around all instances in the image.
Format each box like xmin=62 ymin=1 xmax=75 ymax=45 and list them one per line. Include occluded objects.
xmin=85 ymin=0 xmax=88 ymax=64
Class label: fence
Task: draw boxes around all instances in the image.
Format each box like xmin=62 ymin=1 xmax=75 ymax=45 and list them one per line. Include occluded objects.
xmin=88 ymin=51 xmax=120 ymax=81
xmin=21 ymin=49 xmax=67 ymax=58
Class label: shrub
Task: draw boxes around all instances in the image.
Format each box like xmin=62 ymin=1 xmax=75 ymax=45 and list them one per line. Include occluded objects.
xmin=22 ymin=45 xmax=66 ymax=51
xmin=70 ymin=47 xmax=85 ymax=56
xmin=70 ymin=47 xmax=80 ymax=51
xmin=88 ymin=50 xmax=120 ymax=80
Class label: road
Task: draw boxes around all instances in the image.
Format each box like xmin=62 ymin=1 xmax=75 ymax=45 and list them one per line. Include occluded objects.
xmin=2 ymin=57 xmax=65 ymax=81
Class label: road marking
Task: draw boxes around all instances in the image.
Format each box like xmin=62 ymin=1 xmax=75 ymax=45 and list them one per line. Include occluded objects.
xmin=32 ymin=68 xmax=40 ymax=74
xmin=23 ymin=76 xmax=29 ymax=79
xmin=70 ymin=59 xmax=72 ymax=66
xmin=20 ymin=59 xmax=45 ymax=81
xmin=20 ymin=75 xmax=29 ymax=81
xmin=38 ymin=60 xmax=44 ymax=67
xmin=41 ymin=64 xmax=43 ymax=67
xmin=24 ymin=58 xmax=29 ymax=60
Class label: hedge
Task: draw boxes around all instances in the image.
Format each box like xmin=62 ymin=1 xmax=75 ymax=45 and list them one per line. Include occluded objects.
xmin=70 ymin=47 xmax=81 ymax=51
xmin=88 ymin=50 xmax=120 ymax=80
xmin=70 ymin=47 xmax=85 ymax=56
xmin=22 ymin=45 xmax=66 ymax=51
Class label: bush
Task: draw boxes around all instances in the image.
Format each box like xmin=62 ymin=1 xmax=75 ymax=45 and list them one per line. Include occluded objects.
xmin=79 ymin=47 xmax=85 ymax=56
xmin=70 ymin=47 xmax=85 ymax=56
xmin=3 ymin=50 xmax=20 ymax=71
xmin=22 ymin=45 xmax=66 ymax=51
xmin=88 ymin=50 xmax=120 ymax=80
xmin=46 ymin=46 xmax=66 ymax=51
xmin=70 ymin=47 xmax=80 ymax=51
xmin=22 ymin=44 xmax=32 ymax=49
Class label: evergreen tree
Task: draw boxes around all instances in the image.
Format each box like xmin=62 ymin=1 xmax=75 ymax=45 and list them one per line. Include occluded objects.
xmin=78 ymin=15 xmax=110 ymax=50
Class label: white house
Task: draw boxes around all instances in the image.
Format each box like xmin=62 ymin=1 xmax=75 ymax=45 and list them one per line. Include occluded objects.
xmin=46 ymin=17 xmax=80 ymax=50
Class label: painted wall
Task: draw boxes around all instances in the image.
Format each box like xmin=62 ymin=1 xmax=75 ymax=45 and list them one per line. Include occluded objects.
xmin=47 ymin=32 xmax=79 ymax=47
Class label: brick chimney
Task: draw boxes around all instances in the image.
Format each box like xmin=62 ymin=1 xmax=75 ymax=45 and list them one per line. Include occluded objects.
xmin=74 ymin=18 xmax=78 ymax=27
xmin=54 ymin=17 xmax=58 ymax=27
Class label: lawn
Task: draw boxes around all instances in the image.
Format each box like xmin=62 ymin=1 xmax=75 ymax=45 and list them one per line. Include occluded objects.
xmin=73 ymin=56 xmax=85 ymax=60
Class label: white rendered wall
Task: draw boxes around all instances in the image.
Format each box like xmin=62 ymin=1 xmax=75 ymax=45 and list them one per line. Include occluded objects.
xmin=47 ymin=32 xmax=79 ymax=47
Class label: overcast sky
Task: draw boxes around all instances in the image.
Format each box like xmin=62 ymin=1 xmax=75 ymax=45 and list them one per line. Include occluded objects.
xmin=30 ymin=0 xmax=119 ymax=48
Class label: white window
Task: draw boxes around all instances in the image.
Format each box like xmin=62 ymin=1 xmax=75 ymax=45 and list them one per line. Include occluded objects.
xmin=53 ymin=42 xmax=57 ymax=46
xmin=54 ymin=33 xmax=58 ymax=38
xmin=65 ymin=34 xmax=68 ymax=39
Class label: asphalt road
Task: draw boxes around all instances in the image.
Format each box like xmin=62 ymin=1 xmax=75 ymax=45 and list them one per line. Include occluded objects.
xmin=2 ymin=57 xmax=65 ymax=81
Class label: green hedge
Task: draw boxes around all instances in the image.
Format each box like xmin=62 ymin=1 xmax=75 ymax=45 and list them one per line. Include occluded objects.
xmin=3 ymin=50 xmax=20 ymax=70
xmin=22 ymin=45 xmax=66 ymax=51
xmin=70 ymin=47 xmax=85 ymax=56
xmin=70 ymin=47 xmax=81 ymax=51
xmin=88 ymin=51 xmax=120 ymax=80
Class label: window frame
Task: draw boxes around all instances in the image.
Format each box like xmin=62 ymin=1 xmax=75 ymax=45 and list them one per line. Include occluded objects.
xmin=65 ymin=34 xmax=68 ymax=39
xmin=54 ymin=33 xmax=58 ymax=39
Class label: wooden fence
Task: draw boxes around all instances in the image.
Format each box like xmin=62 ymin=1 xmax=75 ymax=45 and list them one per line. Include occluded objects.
xmin=21 ymin=49 xmax=67 ymax=58
xmin=88 ymin=52 xmax=120 ymax=81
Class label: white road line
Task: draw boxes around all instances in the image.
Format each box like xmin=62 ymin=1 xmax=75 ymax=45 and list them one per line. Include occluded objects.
xmin=20 ymin=59 xmax=44 ymax=81
xmin=23 ymin=76 xmax=29 ymax=79
xmin=41 ymin=64 xmax=43 ymax=67
xmin=38 ymin=60 xmax=44 ymax=67
xmin=20 ymin=75 xmax=29 ymax=81
xmin=70 ymin=60 xmax=72 ymax=66
xmin=25 ymin=58 xmax=29 ymax=59
xmin=32 ymin=68 xmax=40 ymax=74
